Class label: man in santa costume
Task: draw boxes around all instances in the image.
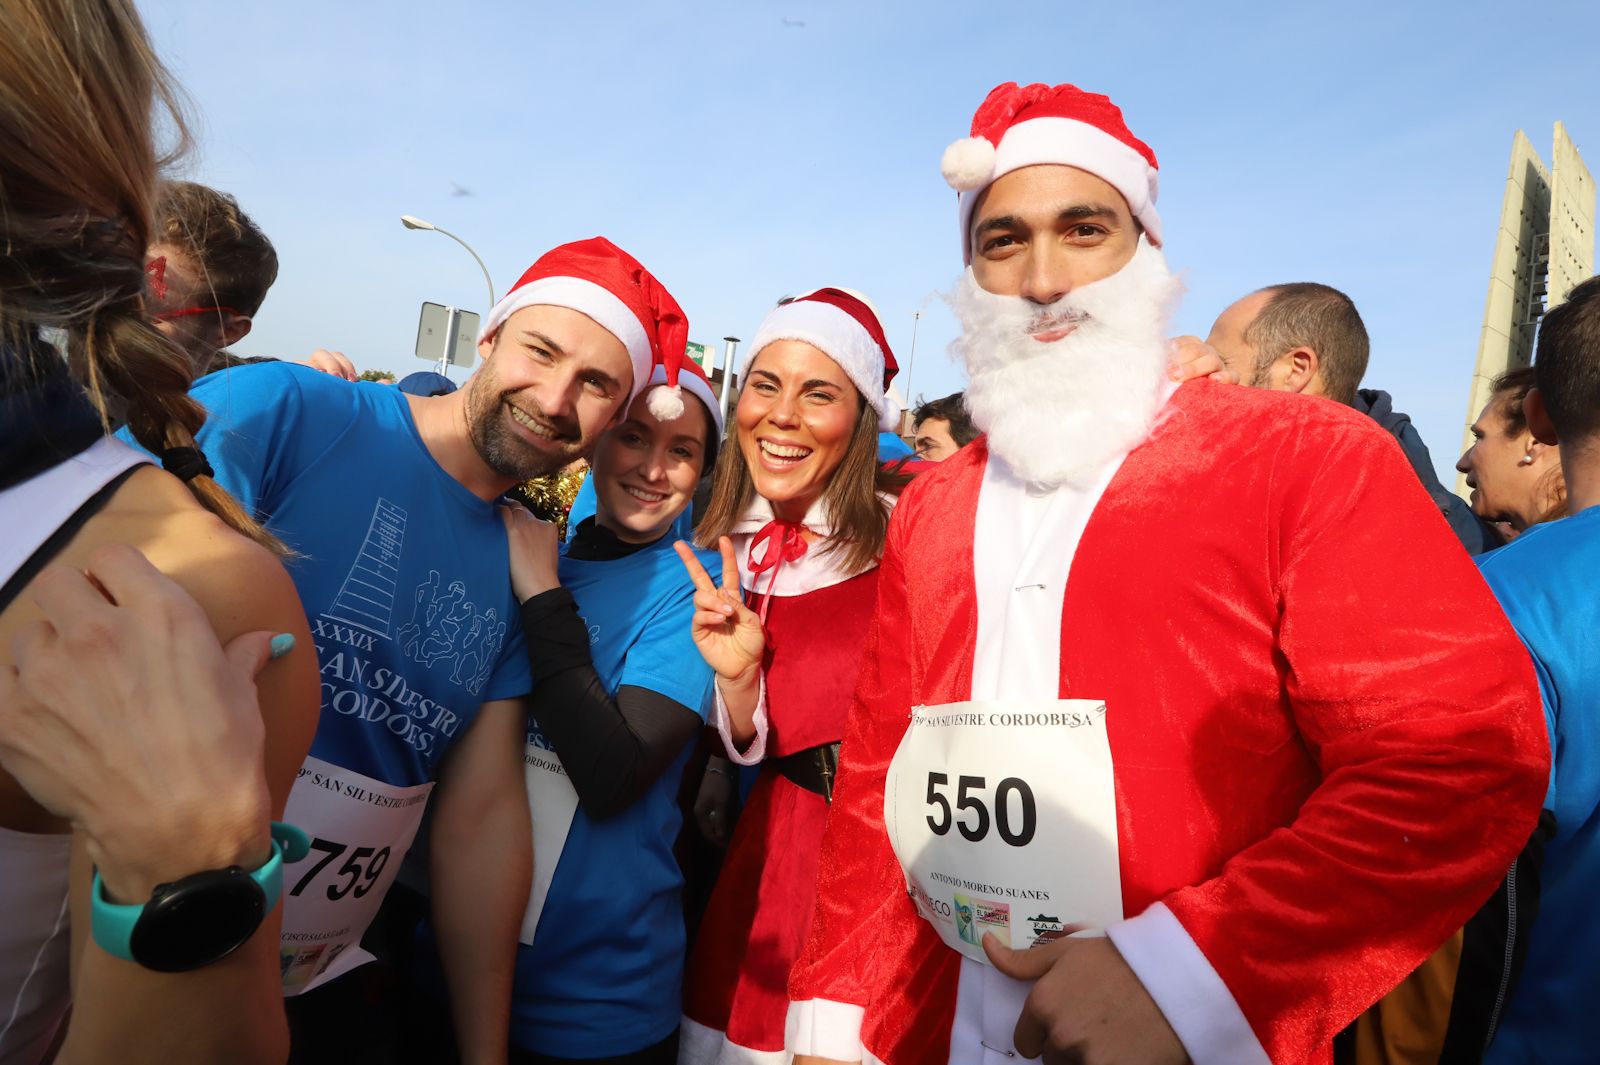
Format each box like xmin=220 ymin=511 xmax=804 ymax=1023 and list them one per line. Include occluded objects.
xmin=784 ymin=82 xmax=1550 ymax=1065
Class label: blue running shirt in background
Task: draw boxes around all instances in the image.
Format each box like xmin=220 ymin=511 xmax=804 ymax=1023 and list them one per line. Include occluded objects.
xmin=510 ymin=534 xmax=716 ymax=1057
xmin=181 ymin=362 xmax=532 ymax=783
xmin=125 ymin=362 xmax=532 ymax=992
xmin=1478 ymin=506 xmax=1600 ymax=1065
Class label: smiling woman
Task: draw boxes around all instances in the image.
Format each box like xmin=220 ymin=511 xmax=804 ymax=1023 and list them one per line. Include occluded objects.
xmin=593 ymin=380 xmax=712 ymax=544
xmin=722 ymin=340 xmax=867 ymax=547
xmin=697 ymin=293 xmax=907 ymax=578
xmin=409 ymin=361 xmax=730 ymax=1065
xmin=678 ymin=288 xmax=911 ymax=1065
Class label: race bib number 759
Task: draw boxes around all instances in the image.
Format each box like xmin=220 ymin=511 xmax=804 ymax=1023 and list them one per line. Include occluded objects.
xmin=277 ymin=757 xmax=433 ymax=994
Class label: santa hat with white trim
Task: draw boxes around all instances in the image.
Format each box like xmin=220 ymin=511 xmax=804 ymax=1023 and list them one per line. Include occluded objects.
xmin=478 ymin=236 xmax=698 ymax=420
xmin=941 ymin=82 xmax=1161 ymax=261
xmin=632 ymin=359 xmax=721 ymax=473
xmin=742 ymin=287 xmax=901 ymax=432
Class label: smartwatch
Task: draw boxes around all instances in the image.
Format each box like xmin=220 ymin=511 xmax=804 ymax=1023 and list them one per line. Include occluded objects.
xmin=91 ymin=820 xmax=310 ymax=973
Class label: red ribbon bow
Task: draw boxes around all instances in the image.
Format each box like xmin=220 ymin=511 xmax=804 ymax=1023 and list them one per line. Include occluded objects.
xmin=747 ymin=519 xmax=809 ymax=575
xmin=747 ymin=520 xmax=809 ymax=626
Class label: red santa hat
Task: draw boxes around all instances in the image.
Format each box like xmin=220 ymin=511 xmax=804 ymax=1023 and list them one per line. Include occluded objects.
xmin=478 ymin=236 xmax=696 ymax=420
xmin=942 ymin=81 xmax=1161 ymax=261
xmin=742 ymin=287 xmax=901 ymax=432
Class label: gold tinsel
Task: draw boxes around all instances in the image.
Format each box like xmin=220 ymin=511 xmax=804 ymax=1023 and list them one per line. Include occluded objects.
xmin=509 ymin=464 xmax=589 ymax=539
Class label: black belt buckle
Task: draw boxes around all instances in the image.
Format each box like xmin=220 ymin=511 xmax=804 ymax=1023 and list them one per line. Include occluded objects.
xmin=817 ymin=742 xmax=839 ymax=804
xmin=775 ymin=741 xmax=842 ymax=803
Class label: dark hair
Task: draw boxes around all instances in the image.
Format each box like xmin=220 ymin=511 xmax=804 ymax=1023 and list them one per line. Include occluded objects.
xmin=1245 ymin=283 xmax=1370 ymax=406
xmin=697 ymin=383 xmax=904 ymax=576
xmin=1533 ymin=275 xmax=1600 ymax=445
xmin=0 ymin=0 xmax=280 ymax=553
xmin=1489 ymin=366 xmax=1538 ymax=436
xmin=693 ymin=397 xmax=719 ymax=474
xmin=912 ymin=392 xmax=979 ymax=447
xmin=154 ymin=180 xmax=278 ymax=317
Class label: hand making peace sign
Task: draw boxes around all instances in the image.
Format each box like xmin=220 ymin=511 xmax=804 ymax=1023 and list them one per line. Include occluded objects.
xmin=674 ymin=537 xmax=764 ymax=686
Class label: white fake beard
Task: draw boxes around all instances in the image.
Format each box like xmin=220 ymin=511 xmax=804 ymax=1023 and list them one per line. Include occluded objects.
xmin=949 ymin=239 xmax=1182 ymax=489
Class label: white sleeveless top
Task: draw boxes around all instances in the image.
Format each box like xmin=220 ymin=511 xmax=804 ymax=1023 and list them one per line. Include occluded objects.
xmin=0 ymin=437 xmax=147 ymax=1065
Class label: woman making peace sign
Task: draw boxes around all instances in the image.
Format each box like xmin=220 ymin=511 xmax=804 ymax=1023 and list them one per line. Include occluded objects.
xmin=676 ymin=289 xmax=908 ymax=1064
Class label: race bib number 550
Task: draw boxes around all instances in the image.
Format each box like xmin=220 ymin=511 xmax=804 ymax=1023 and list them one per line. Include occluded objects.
xmin=884 ymin=700 xmax=1123 ymax=966
xmin=278 ymin=757 xmax=433 ymax=994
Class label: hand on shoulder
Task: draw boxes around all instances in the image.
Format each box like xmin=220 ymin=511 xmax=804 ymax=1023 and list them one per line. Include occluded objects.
xmin=0 ymin=545 xmax=293 ymax=902
xmin=1168 ymin=336 xmax=1239 ymax=385
xmin=501 ymin=503 xmax=563 ymax=601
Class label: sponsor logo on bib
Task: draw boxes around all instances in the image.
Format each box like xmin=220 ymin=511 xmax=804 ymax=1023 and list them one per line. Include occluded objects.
xmin=1028 ymin=914 xmax=1069 ymax=946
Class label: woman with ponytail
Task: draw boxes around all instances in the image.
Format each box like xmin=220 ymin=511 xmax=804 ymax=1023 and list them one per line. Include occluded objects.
xmin=0 ymin=1 xmax=317 ymax=1063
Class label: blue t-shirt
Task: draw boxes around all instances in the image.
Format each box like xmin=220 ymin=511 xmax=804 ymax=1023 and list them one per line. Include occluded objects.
xmin=565 ymin=474 xmax=596 ymax=541
xmin=132 ymin=362 xmax=532 ymax=786
xmin=1478 ymin=506 xmax=1600 ymax=1064
xmin=510 ymin=533 xmax=716 ymax=1056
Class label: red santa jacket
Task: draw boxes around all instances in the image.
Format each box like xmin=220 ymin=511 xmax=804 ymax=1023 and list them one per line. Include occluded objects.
xmin=787 ymin=380 xmax=1549 ymax=1064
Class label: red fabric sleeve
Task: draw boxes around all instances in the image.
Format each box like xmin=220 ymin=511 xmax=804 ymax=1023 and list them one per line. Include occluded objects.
xmin=786 ymin=482 xmax=961 ymax=1061
xmin=1160 ymin=418 xmax=1550 ymax=1063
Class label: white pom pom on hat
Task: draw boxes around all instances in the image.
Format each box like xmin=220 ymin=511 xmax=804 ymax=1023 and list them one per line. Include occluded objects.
xmin=645 ymin=383 xmax=687 ymax=422
xmin=941 ymin=136 xmax=998 ymax=191
xmin=640 ymin=364 xmax=723 ymax=435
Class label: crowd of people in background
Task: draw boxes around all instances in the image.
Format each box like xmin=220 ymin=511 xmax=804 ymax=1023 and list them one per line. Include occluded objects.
xmin=3 ymin=3 xmax=1599 ymax=1065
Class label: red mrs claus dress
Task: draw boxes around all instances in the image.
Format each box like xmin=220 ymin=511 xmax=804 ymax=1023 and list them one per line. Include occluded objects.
xmin=681 ymin=494 xmax=884 ymax=1064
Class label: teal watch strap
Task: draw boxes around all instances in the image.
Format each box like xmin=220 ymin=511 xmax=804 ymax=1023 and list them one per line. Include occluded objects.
xmin=263 ymin=821 xmax=310 ymax=911
xmin=91 ymin=820 xmax=310 ymax=966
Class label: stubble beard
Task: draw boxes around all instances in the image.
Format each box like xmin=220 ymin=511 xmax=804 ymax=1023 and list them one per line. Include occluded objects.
xmin=464 ymin=372 xmax=584 ymax=483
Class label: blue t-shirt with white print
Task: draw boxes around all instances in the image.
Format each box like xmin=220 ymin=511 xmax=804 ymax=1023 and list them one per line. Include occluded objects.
xmin=1478 ymin=505 xmax=1600 ymax=1065
xmin=509 ymin=532 xmax=716 ymax=1057
xmin=140 ymin=362 xmax=532 ymax=785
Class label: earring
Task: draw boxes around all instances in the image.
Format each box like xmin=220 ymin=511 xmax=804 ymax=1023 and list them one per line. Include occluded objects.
xmin=1519 ymin=453 xmax=1535 ymax=466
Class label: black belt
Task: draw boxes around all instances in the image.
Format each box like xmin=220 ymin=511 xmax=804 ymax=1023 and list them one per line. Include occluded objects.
xmin=772 ymin=742 xmax=841 ymax=803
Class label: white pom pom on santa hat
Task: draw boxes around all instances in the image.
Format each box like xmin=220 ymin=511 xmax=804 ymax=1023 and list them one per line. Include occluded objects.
xmin=645 ymin=383 xmax=686 ymax=421
xmin=941 ymin=136 xmax=997 ymax=191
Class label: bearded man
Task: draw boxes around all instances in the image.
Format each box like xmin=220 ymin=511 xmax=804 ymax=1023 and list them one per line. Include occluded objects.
xmin=171 ymin=238 xmax=688 ymax=1064
xmin=783 ymin=83 xmax=1549 ymax=1065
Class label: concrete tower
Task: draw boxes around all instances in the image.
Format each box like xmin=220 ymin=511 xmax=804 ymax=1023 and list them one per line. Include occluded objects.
xmin=1457 ymin=123 xmax=1594 ymax=496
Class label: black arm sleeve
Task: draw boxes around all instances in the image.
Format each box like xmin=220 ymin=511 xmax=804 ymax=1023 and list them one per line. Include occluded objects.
xmin=520 ymin=588 xmax=704 ymax=819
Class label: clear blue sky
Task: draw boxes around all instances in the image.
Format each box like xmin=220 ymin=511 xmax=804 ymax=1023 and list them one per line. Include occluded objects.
xmin=143 ymin=0 xmax=1599 ymax=481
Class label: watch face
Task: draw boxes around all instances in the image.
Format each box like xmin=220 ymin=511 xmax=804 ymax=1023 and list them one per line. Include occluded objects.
xmin=129 ymin=867 xmax=267 ymax=973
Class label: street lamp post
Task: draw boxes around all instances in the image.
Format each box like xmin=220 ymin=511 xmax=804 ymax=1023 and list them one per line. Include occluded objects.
xmin=401 ymin=215 xmax=497 ymax=379
xmin=400 ymin=215 xmax=498 ymax=312
xmin=719 ymin=337 xmax=740 ymax=428
xmin=902 ymin=311 xmax=922 ymax=416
